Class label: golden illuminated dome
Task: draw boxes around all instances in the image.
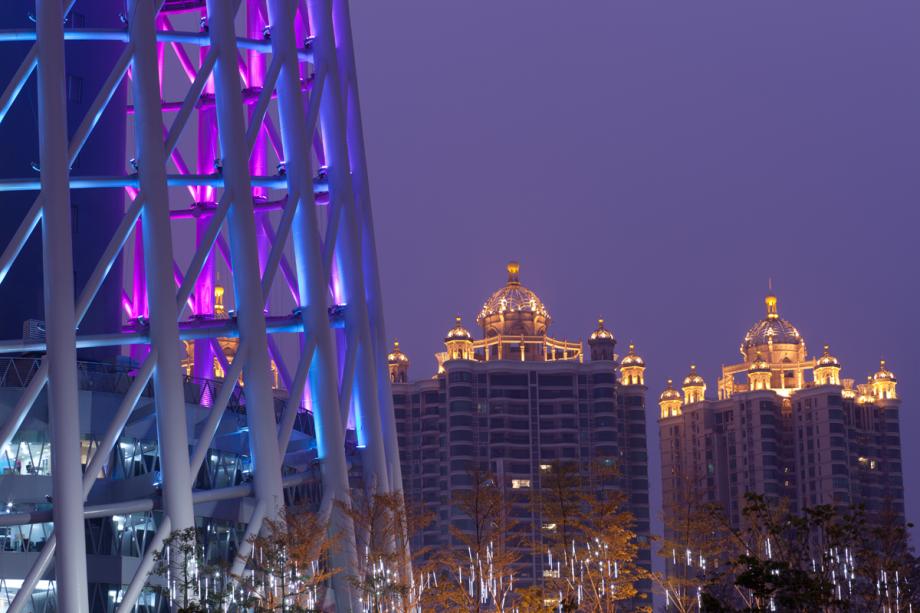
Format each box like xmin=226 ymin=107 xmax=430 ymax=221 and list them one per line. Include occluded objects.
xmin=683 ymin=364 xmax=705 ymax=387
xmin=873 ymin=360 xmax=896 ymax=382
xmin=741 ymin=293 xmax=803 ymax=354
xmin=387 ymin=340 xmax=408 ymax=364
xmin=446 ymin=315 xmax=472 ymax=340
xmin=817 ymin=345 xmax=840 ymax=368
xmin=660 ymin=379 xmax=681 ymax=402
xmin=590 ymin=318 xmax=615 ymax=341
xmin=749 ymin=353 xmax=770 ymax=372
xmin=621 ymin=343 xmax=644 ymax=366
xmin=477 ymin=261 xmax=550 ymax=326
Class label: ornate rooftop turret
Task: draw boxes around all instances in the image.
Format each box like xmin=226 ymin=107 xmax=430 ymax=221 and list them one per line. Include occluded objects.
xmin=445 ymin=315 xmax=471 ymax=341
xmin=619 ymin=343 xmax=645 ymax=386
xmin=659 ymin=379 xmax=683 ymax=418
xmin=871 ymin=359 xmax=897 ymax=400
xmin=590 ymin=318 xmax=615 ymax=341
xmin=682 ymin=364 xmax=706 ymax=404
xmin=444 ymin=316 xmax=474 ymax=362
xmin=588 ymin=318 xmax=616 ymax=361
xmin=814 ymin=345 xmax=841 ymax=386
xmin=387 ymin=340 xmax=409 ymax=383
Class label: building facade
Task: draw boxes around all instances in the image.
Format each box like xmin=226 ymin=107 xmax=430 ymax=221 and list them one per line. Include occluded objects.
xmin=659 ymin=292 xmax=904 ymax=532
xmin=390 ymin=262 xmax=652 ymax=590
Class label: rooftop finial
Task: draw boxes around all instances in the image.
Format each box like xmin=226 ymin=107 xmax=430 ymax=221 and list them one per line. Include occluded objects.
xmin=507 ymin=261 xmax=520 ymax=284
xmin=765 ymin=291 xmax=778 ymax=319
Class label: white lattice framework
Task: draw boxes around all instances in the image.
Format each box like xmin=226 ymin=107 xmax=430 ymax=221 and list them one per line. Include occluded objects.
xmin=0 ymin=0 xmax=403 ymax=610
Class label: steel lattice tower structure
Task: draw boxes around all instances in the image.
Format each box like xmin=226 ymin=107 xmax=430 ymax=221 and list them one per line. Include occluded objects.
xmin=0 ymin=0 xmax=402 ymax=610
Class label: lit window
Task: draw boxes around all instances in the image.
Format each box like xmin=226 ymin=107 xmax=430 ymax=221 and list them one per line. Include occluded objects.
xmin=543 ymin=569 xmax=559 ymax=578
xmin=543 ymin=522 xmax=557 ymax=531
xmin=539 ymin=464 xmax=551 ymax=471
xmin=511 ymin=479 xmax=531 ymax=489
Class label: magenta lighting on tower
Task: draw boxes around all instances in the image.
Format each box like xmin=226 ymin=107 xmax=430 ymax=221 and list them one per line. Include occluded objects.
xmin=0 ymin=0 xmax=402 ymax=610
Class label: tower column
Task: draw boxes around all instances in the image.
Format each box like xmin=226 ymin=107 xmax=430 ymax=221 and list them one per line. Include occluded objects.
xmin=205 ymin=0 xmax=285 ymax=518
xmin=308 ymin=0 xmax=391 ymax=496
xmin=127 ymin=0 xmax=196 ymax=534
xmin=36 ymin=1 xmax=89 ymax=608
xmin=266 ymin=0 xmax=359 ymax=606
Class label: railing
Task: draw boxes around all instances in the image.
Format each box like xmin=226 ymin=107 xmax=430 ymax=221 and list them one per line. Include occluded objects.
xmin=0 ymin=357 xmax=315 ymax=431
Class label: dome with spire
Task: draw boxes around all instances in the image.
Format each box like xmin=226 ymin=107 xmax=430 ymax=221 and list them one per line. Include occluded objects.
xmin=873 ymin=360 xmax=896 ymax=382
xmin=741 ymin=292 xmax=804 ymax=354
xmin=387 ymin=340 xmax=408 ymax=364
xmin=621 ymin=343 xmax=644 ymax=367
xmin=590 ymin=318 xmax=615 ymax=341
xmin=816 ymin=345 xmax=839 ymax=368
xmin=683 ymin=364 xmax=705 ymax=387
xmin=446 ymin=315 xmax=472 ymax=341
xmin=682 ymin=364 xmax=706 ymax=403
xmin=660 ymin=379 xmax=681 ymax=402
xmin=477 ymin=261 xmax=550 ymax=328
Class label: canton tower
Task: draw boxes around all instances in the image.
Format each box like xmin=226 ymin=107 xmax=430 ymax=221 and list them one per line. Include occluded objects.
xmin=0 ymin=0 xmax=402 ymax=610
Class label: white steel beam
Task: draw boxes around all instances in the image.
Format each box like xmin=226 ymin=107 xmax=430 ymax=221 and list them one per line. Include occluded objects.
xmin=127 ymin=0 xmax=196 ymax=534
xmin=309 ymin=0 xmax=391 ymax=498
xmin=206 ymin=0 xmax=286 ymax=521
xmin=267 ymin=1 xmax=360 ymax=607
xmin=334 ymin=0 xmax=408 ymax=513
xmin=35 ymin=1 xmax=89 ymax=609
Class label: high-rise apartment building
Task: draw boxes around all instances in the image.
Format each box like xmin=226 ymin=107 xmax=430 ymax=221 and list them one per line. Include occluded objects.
xmin=390 ymin=262 xmax=652 ymax=590
xmin=658 ymin=292 xmax=904 ymax=531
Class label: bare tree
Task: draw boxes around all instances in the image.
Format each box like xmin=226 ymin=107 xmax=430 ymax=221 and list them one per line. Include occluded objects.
xmin=654 ymin=483 xmax=734 ymax=612
xmin=337 ymin=490 xmax=435 ymax=612
xmin=235 ymin=509 xmax=339 ymax=612
xmin=431 ymin=468 xmax=521 ymax=613
xmin=534 ymin=462 xmax=650 ymax=613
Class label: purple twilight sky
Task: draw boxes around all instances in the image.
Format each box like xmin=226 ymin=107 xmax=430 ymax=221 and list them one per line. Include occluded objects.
xmin=349 ymin=0 xmax=920 ymax=541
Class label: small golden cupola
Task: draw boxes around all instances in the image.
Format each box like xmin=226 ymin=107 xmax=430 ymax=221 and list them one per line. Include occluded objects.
xmin=444 ymin=316 xmax=474 ymax=362
xmin=814 ymin=345 xmax=841 ymax=386
xmin=619 ymin=343 xmax=645 ymax=386
xmin=682 ymin=364 xmax=706 ymax=404
xmin=871 ymin=359 xmax=897 ymax=400
xmin=747 ymin=352 xmax=771 ymax=391
xmin=588 ymin=318 xmax=616 ymax=361
xmin=387 ymin=340 xmax=410 ymax=384
xmin=659 ymin=379 xmax=683 ymax=418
